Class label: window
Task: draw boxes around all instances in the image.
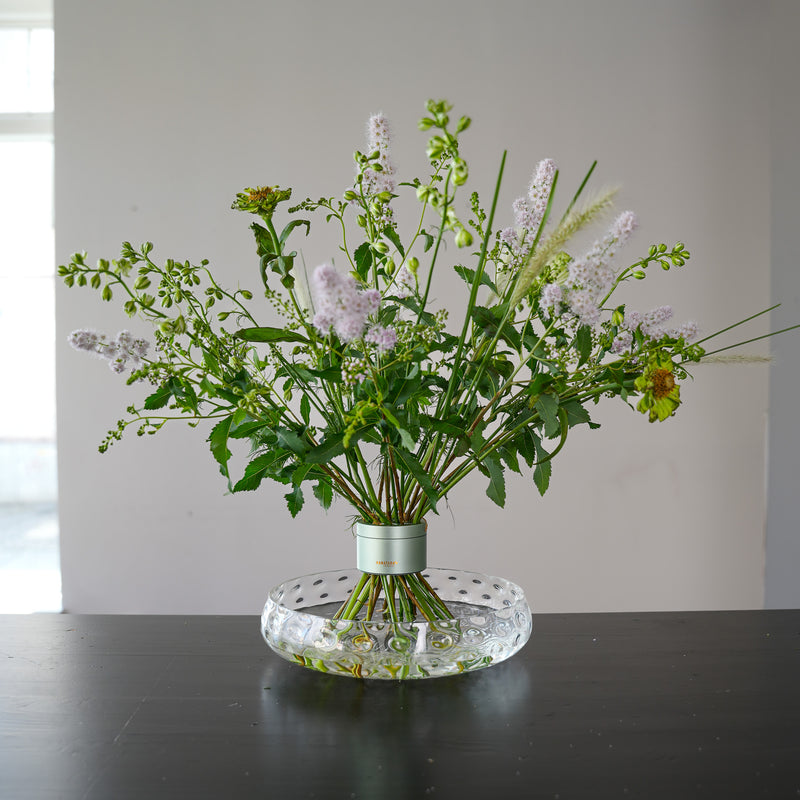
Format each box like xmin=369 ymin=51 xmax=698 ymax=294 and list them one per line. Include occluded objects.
xmin=0 ymin=11 xmax=59 ymax=612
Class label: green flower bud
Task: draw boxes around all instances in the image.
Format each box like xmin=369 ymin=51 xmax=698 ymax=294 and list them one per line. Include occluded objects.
xmin=451 ymin=158 xmax=469 ymax=186
xmin=373 ymin=241 xmax=389 ymax=254
xmin=378 ymin=191 xmax=393 ymax=202
xmin=385 ymin=258 xmax=396 ymax=275
xmin=357 ymin=215 xmax=368 ymax=228
xmin=633 ymin=270 xmax=647 ymax=279
xmin=455 ymin=228 xmax=473 ymax=248
xmin=408 ymin=257 xmax=420 ymax=275
xmin=343 ymin=189 xmax=358 ymax=201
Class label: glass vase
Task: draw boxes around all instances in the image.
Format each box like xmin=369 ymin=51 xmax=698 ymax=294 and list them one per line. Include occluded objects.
xmin=261 ymin=567 xmax=532 ymax=680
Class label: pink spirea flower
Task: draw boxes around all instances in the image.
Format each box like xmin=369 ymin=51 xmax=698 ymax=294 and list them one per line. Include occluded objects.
xmin=311 ymin=263 xmax=388 ymax=344
xmin=540 ymin=283 xmax=563 ymax=313
xmin=394 ymin=264 xmax=416 ymax=298
xmin=363 ymin=113 xmax=396 ymax=196
xmin=512 ymin=158 xmax=557 ymax=235
xmin=567 ymin=289 xmax=601 ymax=328
xmin=69 ymin=329 xmax=149 ymax=373
xmin=365 ymin=324 xmax=398 ymax=353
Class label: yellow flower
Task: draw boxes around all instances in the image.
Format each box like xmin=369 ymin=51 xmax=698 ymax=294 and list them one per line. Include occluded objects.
xmin=634 ymin=355 xmax=681 ymax=422
xmin=231 ymin=185 xmax=292 ymax=218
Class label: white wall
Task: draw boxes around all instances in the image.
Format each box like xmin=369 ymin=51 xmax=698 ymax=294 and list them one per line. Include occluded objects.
xmin=765 ymin=0 xmax=800 ymax=609
xmin=55 ymin=0 xmax=791 ymax=613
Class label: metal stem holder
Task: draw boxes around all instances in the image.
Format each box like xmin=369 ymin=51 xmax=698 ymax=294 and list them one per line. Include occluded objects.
xmin=355 ymin=522 xmax=427 ymax=575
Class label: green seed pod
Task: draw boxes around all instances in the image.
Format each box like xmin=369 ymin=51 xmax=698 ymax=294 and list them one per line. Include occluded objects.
xmin=101 ymin=284 xmax=113 ymax=301
xmin=343 ymin=189 xmax=358 ymax=201
xmin=373 ymin=241 xmax=389 ymax=254
xmin=385 ymin=258 xmax=396 ymax=275
xmin=408 ymin=257 xmax=420 ymax=274
xmin=633 ymin=270 xmax=647 ymax=279
xmin=357 ymin=215 xmax=368 ymax=228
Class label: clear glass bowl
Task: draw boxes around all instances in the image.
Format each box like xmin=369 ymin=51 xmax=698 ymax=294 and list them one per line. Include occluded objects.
xmin=261 ymin=567 xmax=532 ymax=680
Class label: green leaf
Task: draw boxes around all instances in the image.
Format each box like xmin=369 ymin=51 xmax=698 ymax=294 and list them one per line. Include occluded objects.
xmin=143 ymin=381 xmax=175 ymax=410
xmin=278 ymin=218 xmax=310 ymax=246
xmin=234 ymin=326 xmax=309 ymax=344
xmin=300 ymin=394 xmax=311 ymax=425
xmin=454 ymin=264 xmax=496 ymax=293
xmin=498 ymin=444 xmax=521 ymax=474
xmin=535 ymin=393 xmax=561 ymax=438
xmin=312 ymin=479 xmax=334 ymax=510
xmin=574 ymin=324 xmax=593 ymax=365
xmin=354 ymin=242 xmax=373 ymax=281
xmin=291 ymin=463 xmax=313 ymax=487
xmin=250 ymin=222 xmax=275 ymax=257
xmin=233 ymin=452 xmax=285 ymax=492
xmin=382 ymin=226 xmax=405 ymax=258
xmin=561 ymin=399 xmax=599 ymax=429
xmin=276 ymin=427 xmax=308 ymax=455
xmin=393 ymin=446 xmax=439 ymax=513
xmin=208 ymin=416 xmax=233 ymax=485
xmin=381 ymin=406 xmax=415 ymax=450
xmin=533 ymin=458 xmax=551 ymax=496
xmin=285 ymin=485 xmax=304 ymax=518
xmin=481 ymin=455 xmax=506 ymax=507
xmin=305 ymin=432 xmax=346 ymax=464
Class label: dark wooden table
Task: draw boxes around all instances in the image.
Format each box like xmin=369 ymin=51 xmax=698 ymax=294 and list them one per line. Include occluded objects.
xmin=1 ymin=611 xmax=799 ymax=799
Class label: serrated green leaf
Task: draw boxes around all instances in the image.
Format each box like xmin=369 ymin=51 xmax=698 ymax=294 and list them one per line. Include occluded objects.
xmin=354 ymin=242 xmax=373 ymax=280
xmin=143 ymin=381 xmax=174 ymax=410
xmin=276 ymin=427 xmax=308 ymax=455
xmin=208 ymin=416 xmax=233 ymax=484
xmin=454 ymin=264 xmax=497 ymax=293
xmin=312 ymin=479 xmax=334 ymax=510
xmin=382 ymin=406 xmax=415 ymax=450
xmin=234 ymin=326 xmax=309 ymax=344
xmin=232 ymin=452 xmax=285 ymax=492
xmin=285 ymin=485 xmax=304 ymax=518
xmin=482 ymin=456 xmax=506 ymax=507
xmin=533 ymin=458 xmax=552 ymax=496
xmin=574 ymin=325 xmax=593 ymax=365
xmin=382 ymin=226 xmax=405 ymax=258
xmin=535 ymin=393 xmax=560 ymax=438
xmin=305 ymin=432 xmax=346 ymax=464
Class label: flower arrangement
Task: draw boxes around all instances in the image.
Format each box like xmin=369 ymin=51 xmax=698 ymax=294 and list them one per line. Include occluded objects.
xmin=62 ymin=99 xmax=789 ymax=623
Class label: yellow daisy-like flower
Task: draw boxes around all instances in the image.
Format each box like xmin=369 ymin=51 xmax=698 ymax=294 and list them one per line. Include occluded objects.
xmin=634 ymin=355 xmax=681 ymax=422
xmin=231 ymin=185 xmax=292 ymax=218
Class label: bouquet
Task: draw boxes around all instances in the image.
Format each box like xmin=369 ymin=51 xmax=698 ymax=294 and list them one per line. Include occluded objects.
xmin=62 ymin=99 xmax=790 ymax=623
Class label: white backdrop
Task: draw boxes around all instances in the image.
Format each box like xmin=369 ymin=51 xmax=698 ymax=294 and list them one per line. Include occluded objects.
xmin=55 ymin=0 xmax=795 ymax=613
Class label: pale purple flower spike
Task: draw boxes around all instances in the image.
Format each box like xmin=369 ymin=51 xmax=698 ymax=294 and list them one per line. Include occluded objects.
xmin=69 ymin=329 xmax=149 ymax=373
xmin=311 ymin=263 xmax=397 ymax=352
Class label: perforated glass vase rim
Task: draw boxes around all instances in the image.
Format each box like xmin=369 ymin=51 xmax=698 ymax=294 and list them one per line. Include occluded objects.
xmin=263 ymin=566 xmax=530 ymax=623
xmin=260 ymin=566 xmax=533 ymax=681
